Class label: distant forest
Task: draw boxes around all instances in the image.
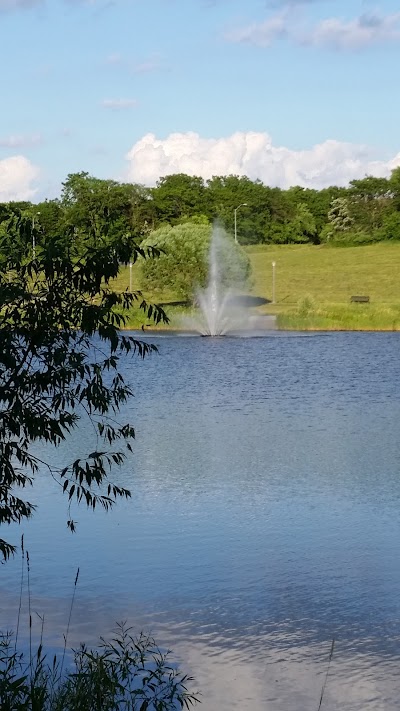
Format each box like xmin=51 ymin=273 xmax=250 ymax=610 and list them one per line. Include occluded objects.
xmin=2 ymin=168 xmax=400 ymax=256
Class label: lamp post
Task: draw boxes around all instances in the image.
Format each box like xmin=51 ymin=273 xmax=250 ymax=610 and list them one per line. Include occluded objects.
xmin=32 ymin=211 xmax=40 ymax=258
xmin=129 ymin=262 xmax=133 ymax=292
xmin=272 ymin=261 xmax=276 ymax=304
xmin=234 ymin=203 xmax=247 ymax=244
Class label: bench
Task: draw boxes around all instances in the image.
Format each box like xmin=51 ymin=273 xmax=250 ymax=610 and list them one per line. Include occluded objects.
xmin=350 ymin=295 xmax=370 ymax=303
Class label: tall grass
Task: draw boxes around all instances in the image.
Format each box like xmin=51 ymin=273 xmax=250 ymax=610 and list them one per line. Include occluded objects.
xmin=0 ymin=541 xmax=199 ymax=710
xmin=279 ymin=299 xmax=400 ymax=331
xmin=0 ymin=625 xmax=199 ymax=710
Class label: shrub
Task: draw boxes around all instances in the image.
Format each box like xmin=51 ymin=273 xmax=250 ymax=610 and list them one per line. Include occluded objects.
xmin=140 ymin=222 xmax=251 ymax=300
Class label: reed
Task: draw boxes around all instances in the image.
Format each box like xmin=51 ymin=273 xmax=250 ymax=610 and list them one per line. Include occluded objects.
xmin=0 ymin=545 xmax=199 ymax=710
xmin=317 ymin=639 xmax=335 ymax=711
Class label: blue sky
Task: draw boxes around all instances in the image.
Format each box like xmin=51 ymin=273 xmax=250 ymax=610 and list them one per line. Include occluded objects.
xmin=1 ymin=0 xmax=400 ymax=200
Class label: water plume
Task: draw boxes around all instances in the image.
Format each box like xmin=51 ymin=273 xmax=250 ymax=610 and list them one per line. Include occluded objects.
xmin=188 ymin=225 xmax=251 ymax=336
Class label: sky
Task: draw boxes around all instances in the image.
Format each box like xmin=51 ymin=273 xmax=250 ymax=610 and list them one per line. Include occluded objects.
xmin=0 ymin=0 xmax=400 ymax=201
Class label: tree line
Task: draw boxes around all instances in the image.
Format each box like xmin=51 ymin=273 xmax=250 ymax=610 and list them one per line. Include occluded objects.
xmin=2 ymin=168 xmax=400 ymax=256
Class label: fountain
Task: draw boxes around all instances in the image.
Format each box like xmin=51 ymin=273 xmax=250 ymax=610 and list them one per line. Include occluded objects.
xmin=194 ymin=229 xmax=243 ymax=335
xmin=186 ymin=225 xmax=276 ymax=336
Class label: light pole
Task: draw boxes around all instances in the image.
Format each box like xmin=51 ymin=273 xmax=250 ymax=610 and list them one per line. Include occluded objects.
xmin=272 ymin=261 xmax=276 ymax=304
xmin=234 ymin=203 xmax=247 ymax=244
xmin=129 ymin=262 xmax=133 ymax=292
xmin=32 ymin=211 xmax=40 ymax=258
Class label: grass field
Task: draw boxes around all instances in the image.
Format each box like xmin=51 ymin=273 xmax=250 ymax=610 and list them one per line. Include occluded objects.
xmin=114 ymin=242 xmax=400 ymax=331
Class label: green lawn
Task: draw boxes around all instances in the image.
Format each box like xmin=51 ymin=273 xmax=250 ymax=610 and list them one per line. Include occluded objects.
xmin=114 ymin=242 xmax=400 ymax=330
xmin=248 ymin=242 xmax=400 ymax=306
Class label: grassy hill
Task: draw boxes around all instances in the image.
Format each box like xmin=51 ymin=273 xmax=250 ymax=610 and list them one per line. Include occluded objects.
xmin=115 ymin=242 xmax=400 ymax=331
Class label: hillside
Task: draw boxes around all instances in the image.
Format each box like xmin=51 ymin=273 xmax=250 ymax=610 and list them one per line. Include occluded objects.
xmin=116 ymin=242 xmax=400 ymax=331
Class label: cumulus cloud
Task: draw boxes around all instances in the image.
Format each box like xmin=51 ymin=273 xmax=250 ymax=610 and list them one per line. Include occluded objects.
xmin=227 ymin=10 xmax=400 ymax=51
xmin=125 ymin=131 xmax=400 ymax=190
xmin=0 ymin=133 xmax=42 ymax=148
xmin=101 ymin=98 xmax=138 ymax=110
xmin=0 ymin=156 xmax=39 ymax=201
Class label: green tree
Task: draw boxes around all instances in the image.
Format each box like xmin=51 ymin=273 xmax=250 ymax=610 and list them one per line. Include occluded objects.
xmin=152 ymin=174 xmax=208 ymax=224
xmin=286 ymin=185 xmax=346 ymax=239
xmin=140 ymin=221 xmax=251 ymax=300
xmin=34 ymin=199 xmax=63 ymax=237
xmin=349 ymin=175 xmax=392 ymax=232
xmin=61 ymin=172 xmax=153 ymax=252
xmin=0 ymin=205 xmax=36 ymax=261
xmin=206 ymin=175 xmax=271 ymax=244
xmin=266 ymin=222 xmax=291 ymax=244
xmin=288 ymin=203 xmax=317 ymax=243
xmin=328 ymin=197 xmax=354 ymax=233
xmin=349 ymin=175 xmax=390 ymax=201
xmin=0 ymin=225 xmax=167 ymax=560
xmin=389 ymin=167 xmax=400 ymax=211
xmin=379 ymin=211 xmax=400 ymax=240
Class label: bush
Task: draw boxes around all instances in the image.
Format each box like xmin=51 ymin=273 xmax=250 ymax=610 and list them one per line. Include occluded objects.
xmin=297 ymin=295 xmax=316 ymax=317
xmin=320 ymin=228 xmax=382 ymax=246
xmin=140 ymin=221 xmax=251 ymax=300
xmin=379 ymin=212 xmax=400 ymax=241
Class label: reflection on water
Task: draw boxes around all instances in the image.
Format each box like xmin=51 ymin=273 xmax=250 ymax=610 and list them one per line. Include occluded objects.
xmin=2 ymin=333 xmax=400 ymax=710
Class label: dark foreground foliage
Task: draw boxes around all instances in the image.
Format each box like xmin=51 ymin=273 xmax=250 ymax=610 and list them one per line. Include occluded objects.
xmin=0 ymin=231 xmax=168 ymax=560
xmin=0 ymin=622 xmax=199 ymax=711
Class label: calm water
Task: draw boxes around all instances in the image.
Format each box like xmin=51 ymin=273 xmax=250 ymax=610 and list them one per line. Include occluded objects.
xmin=2 ymin=332 xmax=400 ymax=710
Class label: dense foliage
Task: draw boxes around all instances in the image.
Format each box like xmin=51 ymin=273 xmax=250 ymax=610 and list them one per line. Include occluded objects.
xmin=140 ymin=222 xmax=251 ymax=299
xmin=0 ymin=226 xmax=167 ymax=561
xmin=3 ymin=169 xmax=400 ymax=253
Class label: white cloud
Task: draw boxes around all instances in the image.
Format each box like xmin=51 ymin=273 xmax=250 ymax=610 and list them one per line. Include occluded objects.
xmin=0 ymin=133 xmax=42 ymax=148
xmin=125 ymin=131 xmax=400 ymax=190
xmin=0 ymin=156 xmax=39 ymax=201
xmin=104 ymin=52 xmax=162 ymax=74
xmin=101 ymin=98 xmax=138 ymax=110
xmin=105 ymin=52 xmax=123 ymax=65
xmin=303 ymin=12 xmax=400 ymax=50
xmin=226 ymin=12 xmax=288 ymax=46
xmin=132 ymin=58 xmax=161 ymax=74
xmin=226 ymin=10 xmax=400 ymax=51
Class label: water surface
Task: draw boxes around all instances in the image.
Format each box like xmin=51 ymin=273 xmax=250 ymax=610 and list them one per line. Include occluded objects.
xmin=2 ymin=332 xmax=400 ymax=710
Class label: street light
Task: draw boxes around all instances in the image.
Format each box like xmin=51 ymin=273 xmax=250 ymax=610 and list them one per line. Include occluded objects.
xmin=32 ymin=211 xmax=40 ymax=258
xmin=129 ymin=262 xmax=133 ymax=292
xmin=234 ymin=203 xmax=247 ymax=244
xmin=272 ymin=261 xmax=276 ymax=304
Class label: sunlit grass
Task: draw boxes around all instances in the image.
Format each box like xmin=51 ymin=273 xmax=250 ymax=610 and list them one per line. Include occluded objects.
xmin=246 ymin=242 xmax=400 ymax=307
xmin=279 ymin=301 xmax=400 ymax=331
xmin=113 ymin=242 xmax=400 ymax=331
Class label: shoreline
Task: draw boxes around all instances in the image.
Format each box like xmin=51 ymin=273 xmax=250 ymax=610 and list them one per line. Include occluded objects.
xmin=124 ymin=325 xmax=400 ymax=334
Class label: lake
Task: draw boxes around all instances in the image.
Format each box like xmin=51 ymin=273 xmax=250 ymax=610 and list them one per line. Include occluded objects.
xmin=2 ymin=332 xmax=400 ymax=710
